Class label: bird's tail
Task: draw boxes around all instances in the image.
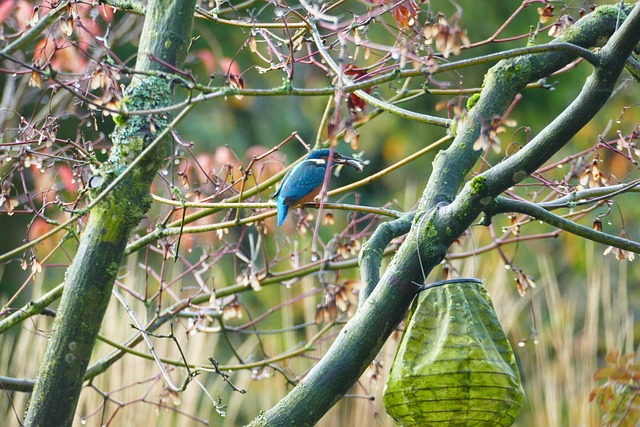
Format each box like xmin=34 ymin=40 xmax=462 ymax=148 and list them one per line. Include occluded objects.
xmin=277 ymin=203 xmax=289 ymax=226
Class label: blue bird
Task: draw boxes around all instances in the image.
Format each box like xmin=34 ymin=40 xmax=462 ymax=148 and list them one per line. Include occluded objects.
xmin=273 ymin=149 xmax=364 ymax=226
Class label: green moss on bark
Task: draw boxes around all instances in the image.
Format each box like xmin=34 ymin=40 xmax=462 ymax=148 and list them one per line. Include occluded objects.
xmin=466 ymin=93 xmax=481 ymax=110
xmin=24 ymin=1 xmax=197 ymax=426
xmin=470 ymin=175 xmax=487 ymax=194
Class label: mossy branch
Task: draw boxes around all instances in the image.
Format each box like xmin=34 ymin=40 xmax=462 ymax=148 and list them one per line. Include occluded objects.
xmin=251 ymin=4 xmax=640 ymax=426
xmin=358 ymin=213 xmax=414 ymax=306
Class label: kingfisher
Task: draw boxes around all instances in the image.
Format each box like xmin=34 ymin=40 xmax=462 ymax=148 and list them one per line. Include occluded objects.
xmin=273 ymin=148 xmax=364 ymax=226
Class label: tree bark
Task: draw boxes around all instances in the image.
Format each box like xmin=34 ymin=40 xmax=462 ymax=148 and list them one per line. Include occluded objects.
xmin=24 ymin=1 xmax=196 ymax=426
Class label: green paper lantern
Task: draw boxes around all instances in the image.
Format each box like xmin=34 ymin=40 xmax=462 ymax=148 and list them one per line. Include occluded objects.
xmin=383 ymin=281 xmax=524 ymax=426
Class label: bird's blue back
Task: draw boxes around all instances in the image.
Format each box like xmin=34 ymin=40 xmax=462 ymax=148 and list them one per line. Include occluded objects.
xmin=275 ymin=157 xmax=328 ymax=226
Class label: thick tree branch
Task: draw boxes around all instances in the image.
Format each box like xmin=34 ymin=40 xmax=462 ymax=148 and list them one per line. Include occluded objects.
xmin=98 ymin=0 xmax=145 ymax=15
xmin=0 ymin=283 xmax=63 ymax=335
xmin=251 ymin=4 xmax=640 ymax=426
xmin=358 ymin=213 xmax=414 ymax=306
xmin=448 ymin=5 xmax=640 ymax=220
xmin=0 ymin=375 xmax=33 ymax=393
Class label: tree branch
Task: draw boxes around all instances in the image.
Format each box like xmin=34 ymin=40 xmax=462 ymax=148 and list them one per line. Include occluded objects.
xmin=358 ymin=213 xmax=414 ymax=306
xmin=488 ymin=196 xmax=640 ymax=253
xmin=251 ymin=4 xmax=640 ymax=425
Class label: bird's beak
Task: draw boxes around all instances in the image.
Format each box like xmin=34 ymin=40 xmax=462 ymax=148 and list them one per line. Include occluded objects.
xmin=334 ymin=154 xmax=365 ymax=173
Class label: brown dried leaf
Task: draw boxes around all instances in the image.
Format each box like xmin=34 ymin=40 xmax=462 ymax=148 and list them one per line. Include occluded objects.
xmin=594 ymin=366 xmax=620 ymax=380
xmin=345 ymin=65 xmax=371 ymax=118
xmin=221 ymin=299 xmax=242 ymax=320
xmin=29 ymin=6 xmax=39 ymax=27
xmin=59 ymin=16 xmax=73 ymax=36
xmin=608 ymin=368 xmax=631 ymax=382
xmin=1 ymin=194 xmax=19 ymax=215
xmin=344 ymin=125 xmax=359 ymax=149
xmin=227 ymin=73 xmax=244 ymax=100
xmin=314 ymin=306 xmax=324 ymax=325
xmin=31 ymin=259 xmax=42 ymax=274
xmin=322 ymin=212 xmax=335 ymax=225
xmin=548 ymin=15 xmax=574 ymax=38
xmin=514 ymin=269 xmax=536 ymax=297
xmin=29 ymin=70 xmax=42 ymax=88
xmin=335 ymin=292 xmax=348 ymax=312
xmin=593 ymin=217 xmax=603 ymax=232
xmin=620 ymin=353 xmax=635 ymax=367
xmin=442 ymin=264 xmax=450 ymax=280
xmin=90 ymin=69 xmax=108 ymax=90
xmin=605 ymin=349 xmax=620 ymax=365
xmin=167 ymin=389 xmax=181 ymax=406
xmin=425 ymin=51 xmax=438 ymax=73
xmin=603 ymin=230 xmax=636 ymax=262
xmin=424 ymin=13 xmax=469 ymax=58
xmin=250 ymin=273 xmax=262 ymax=291
xmin=537 ymin=5 xmax=555 ymax=24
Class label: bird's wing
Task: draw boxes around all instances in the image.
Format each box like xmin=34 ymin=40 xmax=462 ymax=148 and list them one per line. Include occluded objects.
xmin=277 ymin=160 xmax=327 ymax=206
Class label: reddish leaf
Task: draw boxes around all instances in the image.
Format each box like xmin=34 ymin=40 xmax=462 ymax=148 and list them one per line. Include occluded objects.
xmin=13 ymin=0 xmax=33 ymax=31
xmin=345 ymin=65 xmax=371 ymax=117
xmin=390 ymin=0 xmax=418 ymax=29
xmin=50 ymin=40 xmax=87 ymax=72
xmin=196 ymin=49 xmax=216 ymax=75
xmin=33 ymin=37 xmax=56 ymax=68
xmin=0 ymin=0 xmax=14 ymax=25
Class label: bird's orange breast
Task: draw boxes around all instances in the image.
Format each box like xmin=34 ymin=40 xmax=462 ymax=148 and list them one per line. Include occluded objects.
xmin=291 ymin=184 xmax=323 ymax=206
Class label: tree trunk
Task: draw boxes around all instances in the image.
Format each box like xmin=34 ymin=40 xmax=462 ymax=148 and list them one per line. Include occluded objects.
xmin=24 ymin=1 xmax=196 ymax=425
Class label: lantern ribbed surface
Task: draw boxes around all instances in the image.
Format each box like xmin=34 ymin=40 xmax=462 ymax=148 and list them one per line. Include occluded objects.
xmin=383 ymin=282 xmax=524 ymax=426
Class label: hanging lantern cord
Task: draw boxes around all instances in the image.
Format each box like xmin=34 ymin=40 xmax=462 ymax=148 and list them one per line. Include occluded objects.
xmin=416 ymin=278 xmax=484 ymax=292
